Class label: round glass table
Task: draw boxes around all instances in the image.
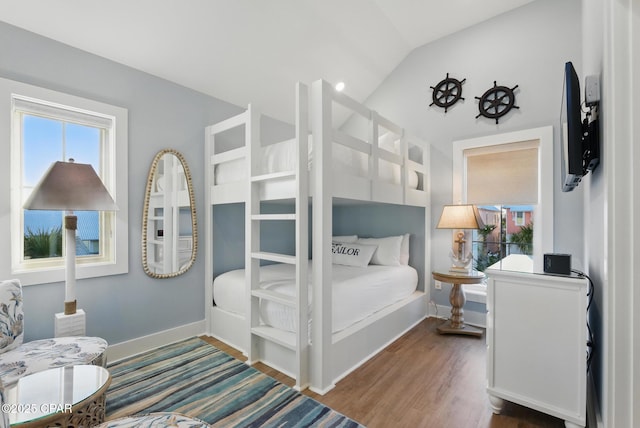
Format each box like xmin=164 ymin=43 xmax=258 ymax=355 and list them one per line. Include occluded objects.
xmin=5 ymin=364 xmax=111 ymax=427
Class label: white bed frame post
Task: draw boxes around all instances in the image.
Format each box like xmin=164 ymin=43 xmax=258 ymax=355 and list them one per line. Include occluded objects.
xmin=310 ymin=80 xmax=334 ymax=393
xmin=399 ymin=131 xmax=408 ymax=204
xmin=369 ymin=110 xmax=379 ymax=200
xmin=246 ymin=104 xmax=261 ymax=365
xmin=204 ymin=125 xmax=213 ymax=335
xmin=294 ymin=83 xmax=310 ymax=390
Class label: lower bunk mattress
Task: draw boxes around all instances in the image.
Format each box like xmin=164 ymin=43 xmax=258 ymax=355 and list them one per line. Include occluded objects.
xmin=213 ymin=262 xmax=418 ymax=334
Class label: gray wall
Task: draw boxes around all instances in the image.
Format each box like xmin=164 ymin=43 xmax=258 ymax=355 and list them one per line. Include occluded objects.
xmin=361 ymin=0 xmax=585 ymax=310
xmin=0 ymin=21 xmax=248 ymax=344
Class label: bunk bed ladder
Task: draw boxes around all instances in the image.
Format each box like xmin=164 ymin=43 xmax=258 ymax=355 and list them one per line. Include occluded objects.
xmin=246 ymin=85 xmax=310 ymax=391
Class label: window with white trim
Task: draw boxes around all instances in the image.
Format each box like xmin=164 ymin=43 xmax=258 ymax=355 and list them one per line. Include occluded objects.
xmin=453 ymin=127 xmax=554 ymax=276
xmin=0 ymin=77 xmax=128 ymax=286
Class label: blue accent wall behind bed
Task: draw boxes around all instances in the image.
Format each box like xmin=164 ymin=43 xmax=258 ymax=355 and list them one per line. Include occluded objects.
xmin=212 ymin=201 xmax=426 ymax=292
xmin=332 ymin=202 xmax=426 ymax=292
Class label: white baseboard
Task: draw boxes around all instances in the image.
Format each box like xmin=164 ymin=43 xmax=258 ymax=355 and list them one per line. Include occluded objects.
xmin=429 ymin=303 xmax=486 ymax=328
xmin=106 ymin=320 xmax=207 ymax=363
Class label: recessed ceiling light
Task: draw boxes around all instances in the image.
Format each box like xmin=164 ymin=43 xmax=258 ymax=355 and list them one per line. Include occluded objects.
xmin=335 ymin=81 xmax=345 ymax=92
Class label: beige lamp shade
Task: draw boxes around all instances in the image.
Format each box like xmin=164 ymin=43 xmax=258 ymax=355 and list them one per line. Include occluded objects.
xmin=436 ymin=204 xmax=484 ymax=230
xmin=23 ymin=160 xmax=118 ymax=211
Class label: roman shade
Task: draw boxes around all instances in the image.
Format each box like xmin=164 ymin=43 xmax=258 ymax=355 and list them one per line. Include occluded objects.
xmin=464 ymin=140 xmax=539 ymax=205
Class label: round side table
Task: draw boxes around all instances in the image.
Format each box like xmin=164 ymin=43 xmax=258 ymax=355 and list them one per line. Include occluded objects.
xmin=6 ymin=364 xmax=111 ymax=427
xmin=432 ymin=270 xmax=485 ymax=337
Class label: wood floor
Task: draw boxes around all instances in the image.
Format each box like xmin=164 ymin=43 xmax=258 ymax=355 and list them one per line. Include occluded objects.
xmin=201 ymin=317 xmax=566 ymax=428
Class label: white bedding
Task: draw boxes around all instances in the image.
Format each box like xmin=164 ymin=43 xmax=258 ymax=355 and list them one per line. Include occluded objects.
xmin=214 ymin=138 xmax=419 ymax=189
xmin=213 ymin=262 xmax=418 ymax=334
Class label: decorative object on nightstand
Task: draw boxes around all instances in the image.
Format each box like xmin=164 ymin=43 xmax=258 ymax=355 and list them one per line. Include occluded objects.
xmin=23 ymin=159 xmax=118 ymax=336
xmin=432 ymin=270 xmax=485 ymax=337
xmin=436 ymin=204 xmax=484 ymax=274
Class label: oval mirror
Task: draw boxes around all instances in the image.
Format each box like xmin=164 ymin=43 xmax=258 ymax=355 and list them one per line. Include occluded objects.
xmin=142 ymin=149 xmax=197 ymax=278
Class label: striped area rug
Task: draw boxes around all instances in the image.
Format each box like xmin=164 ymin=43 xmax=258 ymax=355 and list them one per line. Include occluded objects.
xmin=106 ymin=337 xmax=364 ymax=427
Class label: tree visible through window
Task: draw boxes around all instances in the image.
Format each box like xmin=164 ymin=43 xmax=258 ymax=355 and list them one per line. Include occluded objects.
xmin=472 ymin=205 xmax=534 ymax=272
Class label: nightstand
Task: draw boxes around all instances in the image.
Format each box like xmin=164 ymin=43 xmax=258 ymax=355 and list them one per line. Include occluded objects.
xmin=432 ymin=270 xmax=485 ymax=337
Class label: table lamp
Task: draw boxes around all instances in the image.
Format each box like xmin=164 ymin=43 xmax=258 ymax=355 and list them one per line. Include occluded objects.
xmin=23 ymin=159 xmax=118 ymax=335
xmin=436 ymin=204 xmax=484 ymax=273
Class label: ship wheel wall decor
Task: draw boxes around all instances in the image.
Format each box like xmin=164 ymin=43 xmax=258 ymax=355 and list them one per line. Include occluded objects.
xmin=430 ymin=73 xmax=466 ymax=113
xmin=475 ymin=81 xmax=519 ymax=124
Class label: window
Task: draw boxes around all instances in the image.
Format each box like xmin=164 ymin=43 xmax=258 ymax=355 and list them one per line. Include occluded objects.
xmin=473 ymin=205 xmax=534 ymax=272
xmin=512 ymin=210 xmax=526 ymax=226
xmin=0 ymin=77 xmax=128 ymax=285
xmin=453 ymin=127 xmax=553 ymax=275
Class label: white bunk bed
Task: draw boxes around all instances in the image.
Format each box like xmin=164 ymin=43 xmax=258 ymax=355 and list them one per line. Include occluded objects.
xmin=204 ymin=80 xmax=431 ymax=394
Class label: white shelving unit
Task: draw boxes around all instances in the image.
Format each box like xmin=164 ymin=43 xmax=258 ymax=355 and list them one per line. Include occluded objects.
xmin=486 ymin=269 xmax=588 ymax=428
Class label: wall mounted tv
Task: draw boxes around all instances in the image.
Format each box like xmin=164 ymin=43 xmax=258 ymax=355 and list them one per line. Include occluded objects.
xmin=560 ymin=61 xmax=600 ymax=192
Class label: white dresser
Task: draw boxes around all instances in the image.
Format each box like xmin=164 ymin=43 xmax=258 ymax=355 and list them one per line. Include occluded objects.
xmin=485 ymin=269 xmax=588 ymax=428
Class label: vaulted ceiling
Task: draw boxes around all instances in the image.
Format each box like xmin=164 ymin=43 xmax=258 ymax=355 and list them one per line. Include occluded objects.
xmin=0 ymin=0 xmax=534 ymax=123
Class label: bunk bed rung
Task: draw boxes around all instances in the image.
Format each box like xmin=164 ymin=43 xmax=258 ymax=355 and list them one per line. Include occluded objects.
xmin=251 ymin=214 xmax=296 ymax=221
xmin=377 ymin=148 xmax=402 ymax=165
xmin=212 ymin=147 xmax=246 ymax=165
xmin=251 ymin=326 xmax=296 ymax=351
xmin=332 ymin=130 xmax=371 ymax=155
xmin=207 ymin=110 xmax=248 ymax=135
xmin=251 ymin=289 xmax=296 ymax=307
xmin=332 ymin=90 xmax=371 ymax=119
xmin=251 ymin=251 xmax=297 ymax=264
xmin=374 ymin=111 xmax=403 ymax=136
xmin=251 ymin=171 xmax=296 ymax=182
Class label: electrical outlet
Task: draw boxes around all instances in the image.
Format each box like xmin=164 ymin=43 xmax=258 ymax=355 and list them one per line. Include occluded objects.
xmin=434 ymin=280 xmax=442 ymax=290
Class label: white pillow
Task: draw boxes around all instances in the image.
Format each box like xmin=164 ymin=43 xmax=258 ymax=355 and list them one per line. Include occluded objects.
xmin=357 ymin=235 xmax=403 ymax=266
xmin=332 ymin=241 xmax=377 ymax=267
xmin=333 ymin=235 xmax=358 ymax=243
xmin=400 ymin=233 xmax=410 ymax=265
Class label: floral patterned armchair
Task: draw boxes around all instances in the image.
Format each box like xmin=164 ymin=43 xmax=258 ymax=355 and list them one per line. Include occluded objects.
xmin=0 ymin=378 xmax=8 ymax=428
xmin=0 ymin=279 xmax=108 ymax=388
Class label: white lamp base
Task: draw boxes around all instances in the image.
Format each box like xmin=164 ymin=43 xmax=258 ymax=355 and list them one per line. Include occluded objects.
xmin=55 ymin=309 xmax=86 ymax=337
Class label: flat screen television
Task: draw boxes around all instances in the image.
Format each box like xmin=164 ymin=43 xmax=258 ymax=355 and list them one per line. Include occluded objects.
xmin=560 ymin=61 xmax=599 ymax=192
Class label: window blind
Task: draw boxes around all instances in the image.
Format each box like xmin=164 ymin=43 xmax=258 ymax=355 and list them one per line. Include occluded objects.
xmin=464 ymin=140 xmax=538 ymax=205
xmin=13 ymin=96 xmax=114 ymax=129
